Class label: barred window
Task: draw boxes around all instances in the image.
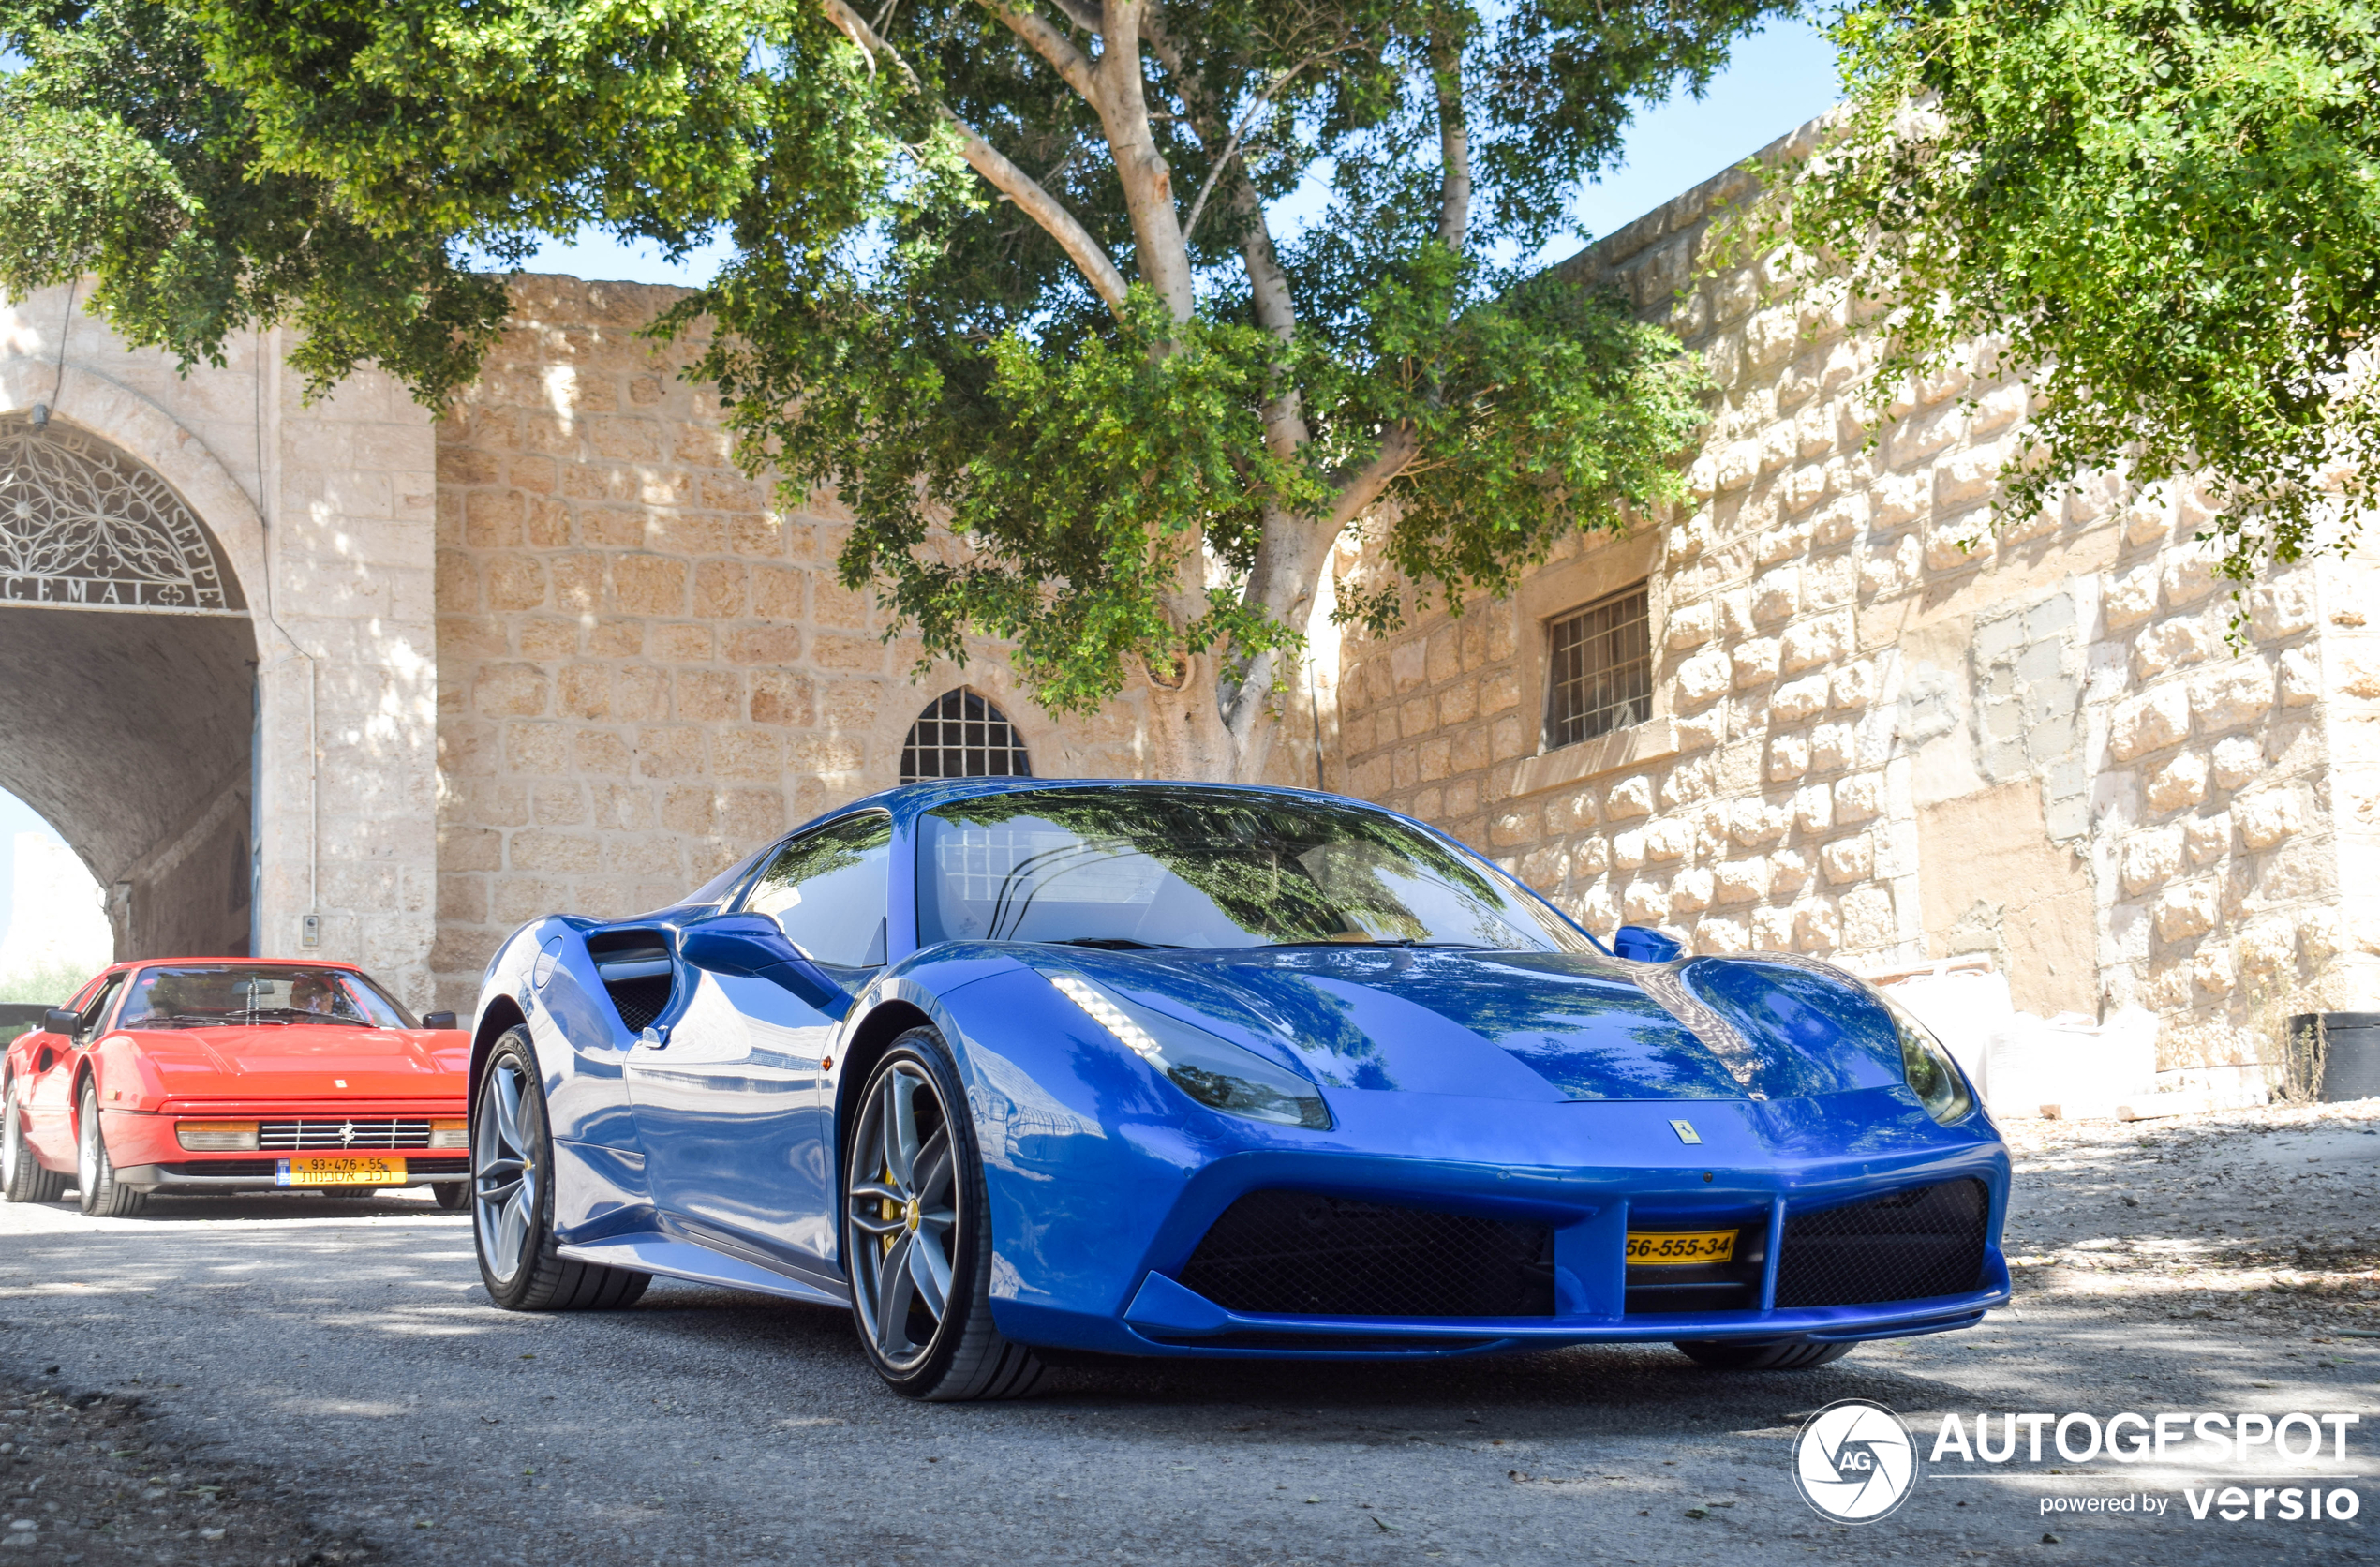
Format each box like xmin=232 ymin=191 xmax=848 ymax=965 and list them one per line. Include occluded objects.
xmin=1544 ymin=585 xmax=1651 ymax=749
xmin=900 ymin=688 xmax=1034 ymax=783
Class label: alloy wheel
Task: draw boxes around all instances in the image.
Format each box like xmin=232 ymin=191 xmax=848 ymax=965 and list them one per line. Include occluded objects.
xmin=76 ymin=1097 xmax=98 ymax=1195
xmin=847 ymin=1061 xmax=959 ymax=1373
xmin=474 ymin=1055 xmax=539 ymax=1286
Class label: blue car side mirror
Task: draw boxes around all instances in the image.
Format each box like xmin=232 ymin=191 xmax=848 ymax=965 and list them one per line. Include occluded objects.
xmin=1612 ymin=925 xmax=1683 ymax=963
xmin=679 ymin=915 xmax=853 ymax=1019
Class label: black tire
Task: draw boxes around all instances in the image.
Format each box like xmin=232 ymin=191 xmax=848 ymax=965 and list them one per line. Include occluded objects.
xmin=76 ymin=1081 xmax=145 ymax=1217
xmin=473 ymin=1028 xmax=648 ymax=1311
xmin=432 ymin=1180 xmax=470 ymax=1212
xmin=1673 ymin=1338 xmax=1855 ymax=1370
xmin=3 ymin=1081 xmax=67 ymax=1203
xmin=841 ymin=1028 xmax=1046 ymax=1401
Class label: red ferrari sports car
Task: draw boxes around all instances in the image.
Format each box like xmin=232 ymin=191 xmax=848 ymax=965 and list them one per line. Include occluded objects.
xmin=0 ymin=958 xmax=469 ymax=1216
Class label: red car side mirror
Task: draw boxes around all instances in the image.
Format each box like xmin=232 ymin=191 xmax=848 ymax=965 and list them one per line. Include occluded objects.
xmin=42 ymin=1009 xmax=81 ymax=1037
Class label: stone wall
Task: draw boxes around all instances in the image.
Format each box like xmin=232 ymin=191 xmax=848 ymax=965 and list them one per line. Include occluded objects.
xmin=427 ymin=277 xmax=1182 ymax=1010
xmin=1331 ymin=121 xmax=2374 ymax=1075
xmin=0 ymin=288 xmax=440 ymax=1006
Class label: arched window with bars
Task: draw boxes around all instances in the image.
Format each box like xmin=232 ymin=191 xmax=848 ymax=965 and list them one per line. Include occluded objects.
xmin=899 ymin=688 xmax=1033 ymax=784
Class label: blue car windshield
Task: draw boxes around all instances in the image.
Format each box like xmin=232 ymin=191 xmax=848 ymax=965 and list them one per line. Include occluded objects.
xmin=916 ymin=788 xmax=1594 ymax=953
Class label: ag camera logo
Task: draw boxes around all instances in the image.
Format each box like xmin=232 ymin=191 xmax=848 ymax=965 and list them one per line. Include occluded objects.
xmin=1793 ymin=1399 xmax=1918 ymax=1523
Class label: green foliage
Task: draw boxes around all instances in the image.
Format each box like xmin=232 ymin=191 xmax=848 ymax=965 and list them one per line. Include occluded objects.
xmin=0 ymin=959 xmax=93 ymax=1006
xmin=1780 ymin=0 xmax=2380 ymax=588
xmin=0 ymin=0 xmax=1753 ymax=743
xmin=0 ymin=0 xmax=513 ymax=403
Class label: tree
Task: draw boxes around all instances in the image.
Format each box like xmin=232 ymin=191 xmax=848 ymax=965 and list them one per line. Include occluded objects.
xmin=0 ymin=0 xmax=1755 ymax=779
xmin=1775 ymin=0 xmax=2380 ymax=593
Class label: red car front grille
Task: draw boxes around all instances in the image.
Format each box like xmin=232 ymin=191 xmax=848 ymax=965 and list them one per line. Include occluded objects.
xmin=259 ymin=1118 xmax=434 ymax=1150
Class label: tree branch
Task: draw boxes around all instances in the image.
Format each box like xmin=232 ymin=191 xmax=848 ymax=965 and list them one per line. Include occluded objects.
xmin=1431 ymin=22 xmax=1471 ymax=250
xmin=1093 ymin=1 xmax=1195 ymax=320
xmin=820 ymin=0 xmax=1129 ymax=313
xmin=1179 ymin=52 xmax=1342 ymax=245
xmin=977 ymin=2 xmax=1098 ymax=104
xmin=1047 ymin=0 xmax=1103 ymax=32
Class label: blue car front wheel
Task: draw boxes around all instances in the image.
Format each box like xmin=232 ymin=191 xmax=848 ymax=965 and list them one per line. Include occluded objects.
xmin=844 ymin=1029 xmax=1047 ymax=1401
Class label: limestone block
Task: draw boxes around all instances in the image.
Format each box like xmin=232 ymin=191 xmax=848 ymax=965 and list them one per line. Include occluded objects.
xmin=1732 ymin=638 xmax=1781 ymax=689
xmin=1870 ymin=472 xmax=1927 ymax=530
xmin=1677 ymin=648 xmax=1732 ymax=707
xmin=2209 ymin=735 xmax=2264 ymax=792
xmin=2153 ymin=881 xmax=2218 ymax=942
xmin=1757 ymin=523 xmax=1814 ymax=567
xmin=1803 ymin=553 xmax=1859 ymax=612
xmin=1830 ymin=661 xmax=1877 ymax=709
xmin=2188 ymin=660 xmax=2274 ymax=732
xmin=1834 ymin=771 xmax=1886 ymax=823
xmin=1670 ymin=866 xmax=1715 ymax=915
xmin=1771 ymin=674 xmax=1829 ymax=723
xmin=1622 ymin=879 xmax=1671 ymax=924
xmin=474 ymin=663 xmax=549 ymax=718
xmin=1934 ymin=447 xmax=2001 ymax=512
xmin=1612 ymin=829 xmax=1648 ymax=870
xmin=1839 ymin=885 xmax=1896 ymax=949
xmin=1809 ymin=723 xmax=1857 ymax=773
xmin=2192 ymin=945 xmax=2236 ymax=998
xmin=1674 ymin=708 xmax=1726 ymax=753
xmin=2279 ymin=646 xmax=2321 ymax=707
xmin=1716 ymin=440 xmax=1759 ymax=493
xmin=2235 ymin=788 xmax=2302 ymax=850
xmin=1769 ymin=847 xmax=1812 ymax=896
xmin=1659 ymin=755 xmax=1718 ymax=809
xmin=2145 ymin=752 xmax=2209 ymax=813
xmin=1732 ymin=797 xmax=1792 ymax=846
xmin=2133 ymin=613 xmax=2218 ymax=679
xmin=1668 ymin=511 xmax=1714 ymax=560
xmin=2120 ymin=827 xmax=2184 ymax=896
xmin=1861 ymin=533 xmax=1921 ymax=599
xmin=2183 ymin=813 xmax=2229 ymax=865
xmin=1767 ymin=733 xmax=1810 ymax=782
xmin=1751 ymin=905 xmax=1797 ymax=951
xmin=2236 ymin=917 xmax=2297 ymax=980
xmin=2162 ymin=544 xmax=2219 ymax=608
xmin=1778 ymin=613 xmax=1852 ymax=674
xmin=1666 ymin=601 xmax=1717 ymax=649
xmin=2102 ymin=563 xmax=2162 ymax=630
xmin=1718 ymin=588 xmax=1757 ymax=639
xmin=1518 ymin=845 xmax=1565 ymax=889
xmin=2107 ymin=684 xmax=2191 ymax=761
xmin=1572 ymin=837 xmax=1611 ymax=877
xmin=2120 ymin=502 xmax=2170 ymax=545
xmin=1924 ymin=517 xmax=1988 ymax=572
xmin=1545 ymin=787 xmax=1600 ymax=833
xmin=1793 ymin=898 xmax=1841 ymax=951
xmin=1694 ymin=914 xmax=1750 ymax=953
xmin=1819 ymin=834 xmax=1872 ymax=885
xmin=1783 ymin=463 xmax=1831 ymax=515
xmin=2250 ymin=580 xmax=2316 ymax=641
xmin=1606 ymin=776 xmax=1655 ymax=819
xmin=1715 ymin=857 xmax=1769 ymax=904
xmin=1795 ymin=402 xmax=1836 ymax=460
xmin=1811 ymin=494 xmax=1866 ymax=547
xmin=1792 ymin=784 xmax=1833 ymax=835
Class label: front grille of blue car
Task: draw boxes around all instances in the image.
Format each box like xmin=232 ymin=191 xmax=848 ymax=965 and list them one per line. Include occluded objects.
xmin=1774 ymin=1178 xmax=1990 ymax=1308
xmin=1176 ymin=1191 xmax=1556 ymax=1318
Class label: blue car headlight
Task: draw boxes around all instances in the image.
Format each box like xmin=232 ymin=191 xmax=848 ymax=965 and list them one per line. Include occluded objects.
xmin=1046 ymin=973 xmax=1331 ymax=1131
xmin=1879 ymin=992 xmax=1975 ymax=1125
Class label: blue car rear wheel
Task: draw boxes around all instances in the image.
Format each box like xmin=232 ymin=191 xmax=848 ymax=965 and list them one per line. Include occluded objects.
xmin=844 ymin=1029 xmax=1047 ymax=1401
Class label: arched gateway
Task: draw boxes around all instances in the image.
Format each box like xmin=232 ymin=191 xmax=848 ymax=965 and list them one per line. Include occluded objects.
xmin=0 ymin=414 xmax=255 ymax=960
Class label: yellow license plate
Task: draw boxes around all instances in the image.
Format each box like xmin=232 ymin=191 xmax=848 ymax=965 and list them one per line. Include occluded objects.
xmin=275 ymin=1156 xmax=405 ymax=1186
xmin=1627 ymin=1229 xmax=1738 ymax=1266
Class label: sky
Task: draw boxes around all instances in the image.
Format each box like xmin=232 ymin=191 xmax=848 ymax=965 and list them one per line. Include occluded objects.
xmin=0 ymin=16 xmax=1842 ymax=938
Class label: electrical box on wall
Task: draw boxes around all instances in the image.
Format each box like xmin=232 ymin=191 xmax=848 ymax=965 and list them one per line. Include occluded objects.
xmin=301 ymin=914 xmax=320 ymax=948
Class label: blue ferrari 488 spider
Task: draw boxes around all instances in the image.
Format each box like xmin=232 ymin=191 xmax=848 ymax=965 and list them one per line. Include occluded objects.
xmin=467 ymin=780 xmax=2008 ymax=1399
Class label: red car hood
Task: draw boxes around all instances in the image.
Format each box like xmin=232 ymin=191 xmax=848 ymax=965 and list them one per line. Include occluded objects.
xmin=115 ymin=1024 xmax=468 ymax=1100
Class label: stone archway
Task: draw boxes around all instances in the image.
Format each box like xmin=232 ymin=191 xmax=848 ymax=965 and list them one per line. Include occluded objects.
xmin=0 ymin=414 xmax=256 ymax=959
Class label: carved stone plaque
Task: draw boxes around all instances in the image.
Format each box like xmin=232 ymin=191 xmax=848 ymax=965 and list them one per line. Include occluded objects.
xmin=0 ymin=416 xmax=243 ymax=613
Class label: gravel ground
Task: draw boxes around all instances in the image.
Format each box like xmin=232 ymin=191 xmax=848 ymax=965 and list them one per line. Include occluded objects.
xmin=1 ymin=1107 xmax=2373 ymax=1566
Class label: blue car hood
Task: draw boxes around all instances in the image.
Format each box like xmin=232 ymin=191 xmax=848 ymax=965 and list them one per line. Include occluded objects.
xmin=1058 ymin=947 xmax=1909 ymax=1105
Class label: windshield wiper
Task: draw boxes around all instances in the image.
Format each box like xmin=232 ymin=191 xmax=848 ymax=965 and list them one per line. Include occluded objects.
xmin=1264 ymin=937 xmax=1491 ymax=949
xmin=129 ymin=1012 xmax=290 ymax=1028
xmin=1050 ymin=937 xmax=1185 ymax=950
xmin=238 ymin=1007 xmax=371 ymax=1026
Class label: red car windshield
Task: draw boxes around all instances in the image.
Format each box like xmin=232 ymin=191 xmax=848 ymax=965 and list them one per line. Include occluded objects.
xmin=116 ymin=966 xmax=415 ymax=1030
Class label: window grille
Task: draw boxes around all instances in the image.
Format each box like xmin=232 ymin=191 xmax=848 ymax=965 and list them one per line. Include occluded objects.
xmin=899 ymin=688 xmax=1034 ymax=784
xmin=1543 ymin=585 xmax=1651 ymax=749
